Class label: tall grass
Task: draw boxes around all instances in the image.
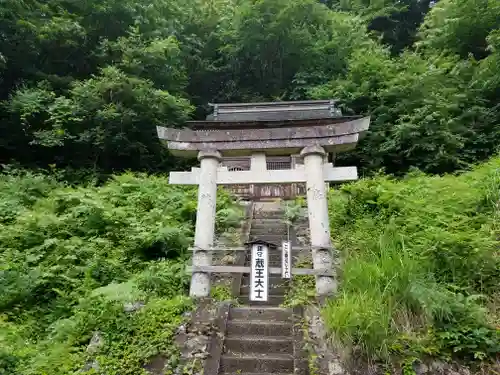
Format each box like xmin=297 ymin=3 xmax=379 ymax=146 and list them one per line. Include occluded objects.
xmin=323 ymin=156 xmax=500 ymax=362
xmin=0 ymin=170 xmax=242 ymax=374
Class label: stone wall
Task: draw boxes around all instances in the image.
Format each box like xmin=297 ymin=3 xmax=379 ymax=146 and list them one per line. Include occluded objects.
xmin=170 ymin=299 xmax=224 ymax=375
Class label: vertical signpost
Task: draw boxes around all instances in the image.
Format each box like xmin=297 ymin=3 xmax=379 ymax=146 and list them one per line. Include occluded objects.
xmin=249 ymin=240 xmax=269 ymax=302
xmin=282 ymin=241 xmax=291 ymax=279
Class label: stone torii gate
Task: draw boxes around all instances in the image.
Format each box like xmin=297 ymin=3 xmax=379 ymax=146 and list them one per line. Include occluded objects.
xmin=157 ymin=100 xmax=370 ymax=298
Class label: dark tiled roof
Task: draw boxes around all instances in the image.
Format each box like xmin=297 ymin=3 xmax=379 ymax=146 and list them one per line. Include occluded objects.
xmin=204 ymin=99 xmax=342 ymax=123
xmin=187 ymin=116 xmax=361 ymax=130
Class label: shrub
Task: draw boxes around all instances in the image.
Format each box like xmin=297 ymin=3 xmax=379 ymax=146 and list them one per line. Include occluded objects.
xmin=323 ymin=156 xmax=500 ymax=362
xmin=0 ymin=171 xmax=239 ymax=374
xmin=0 ymin=170 xmax=60 ymax=224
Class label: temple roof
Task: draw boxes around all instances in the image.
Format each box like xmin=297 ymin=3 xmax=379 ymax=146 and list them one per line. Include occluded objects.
xmin=158 ymin=116 xmax=370 ymax=158
xmin=157 ymin=100 xmax=370 ymax=157
xmin=199 ymin=99 xmax=342 ymax=125
xmin=187 ymin=116 xmax=362 ymax=130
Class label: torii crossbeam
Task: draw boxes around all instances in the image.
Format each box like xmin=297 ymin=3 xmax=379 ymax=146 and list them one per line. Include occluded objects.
xmin=169 ymin=164 xmax=357 ymax=185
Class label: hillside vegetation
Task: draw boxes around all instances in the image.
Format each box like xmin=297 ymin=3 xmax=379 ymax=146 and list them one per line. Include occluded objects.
xmin=324 ymin=156 xmax=500 ymax=366
xmin=0 ymin=172 xmax=241 ymax=375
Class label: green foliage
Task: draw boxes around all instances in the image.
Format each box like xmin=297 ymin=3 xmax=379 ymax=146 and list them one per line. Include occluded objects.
xmin=418 ymin=0 xmax=500 ymax=59
xmin=323 ymin=156 xmax=500 ymax=362
xmin=6 ymin=67 xmax=193 ymax=172
xmin=220 ymin=0 xmax=373 ymax=100
xmin=0 ymin=170 xmax=239 ymax=374
xmin=18 ymin=294 xmax=193 ymax=375
xmin=326 ymin=0 xmax=434 ymax=53
xmin=283 ymin=271 xmax=316 ymax=308
xmin=211 ymin=284 xmax=234 ymax=303
xmin=215 ymin=188 xmax=244 ymax=234
xmin=312 ymin=46 xmax=500 ymax=174
xmin=0 ymin=0 xmax=192 ymax=173
xmin=0 ymin=169 xmax=59 ymax=223
xmin=283 ymin=198 xmax=306 ymax=226
xmin=1 ymin=0 xmax=500 ymax=176
xmin=134 ymin=260 xmax=190 ymax=298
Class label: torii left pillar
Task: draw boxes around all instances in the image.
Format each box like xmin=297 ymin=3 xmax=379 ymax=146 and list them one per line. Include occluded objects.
xmin=190 ymin=150 xmax=222 ymax=297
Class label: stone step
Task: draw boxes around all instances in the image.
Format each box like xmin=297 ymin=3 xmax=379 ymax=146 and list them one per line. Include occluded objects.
xmin=253 ymin=211 xmax=285 ymax=215
xmin=222 ymin=373 xmax=292 ymax=375
xmin=248 ymin=235 xmax=288 ymax=245
xmin=253 ymin=217 xmax=285 ymax=222
xmin=252 ymin=218 xmax=286 ymax=224
xmin=250 ymin=228 xmax=286 ymax=234
xmin=229 ymin=306 xmax=293 ymax=321
xmin=253 ymin=211 xmax=285 ymax=217
xmin=238 ymin=295 xmax=286 ymax=306
xmin=240 ymin=275 xmax=287 ymax=284
xmin=238 ymin=295 xmax=285 ymax=306
xmin=227 ymin=319 xmax=292 ymax=336
xmin=269 ymin=261 xmax=283 ymax=267
xmin=240 ymin=284 xmax=287 ymax=295
xmin=220 ymin=353 xmax=294 ymax=373
xmin=249 ymin=233 xmax=288 ymax=239
xmin=251 ymin=220 xmax=287 ymax=226
xmin=249 ymin=234 xmax=287 ymax=240
xmin=241 ymin=275 xmax=287 ymax=286
xmin=240 ymin=280 xmax=288 ymax=291
xmin=250 ymin=230 xmax=288 ymax=237
xmin=268 ymin=254 xmax=286 ymax=261
xmin=251 ymin=224 xmax=288 ymax=232
xmin=224 ymin=336 xmax=293 ymax=354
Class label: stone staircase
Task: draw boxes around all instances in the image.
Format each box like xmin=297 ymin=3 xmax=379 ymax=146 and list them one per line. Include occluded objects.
xmin=213 ymin=202 xmax=307 ymax=375
xmin=239 ymin=202 xmax=289 ymax=306
xmin=220 ymin=306 xmax=296 ymax=375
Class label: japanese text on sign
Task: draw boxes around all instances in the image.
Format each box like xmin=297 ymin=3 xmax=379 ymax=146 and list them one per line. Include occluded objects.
xmin=282 ymin=241 xmax=291 ymax=279
xmin=250 ymin=244 xmax=268 ymax=301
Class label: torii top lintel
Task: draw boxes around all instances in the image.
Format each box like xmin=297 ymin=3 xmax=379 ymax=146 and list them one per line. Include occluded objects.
xmin=156 ymin=100 xmax=370 ymax=157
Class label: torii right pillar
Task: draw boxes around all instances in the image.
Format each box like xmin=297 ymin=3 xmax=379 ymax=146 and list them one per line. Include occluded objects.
xmin=301 ymin=145 xmax=336 ymax=296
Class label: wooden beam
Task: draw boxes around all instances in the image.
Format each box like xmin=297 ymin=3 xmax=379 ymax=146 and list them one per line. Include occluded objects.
xmin=186 ymin=265 xmax=334 ymax=276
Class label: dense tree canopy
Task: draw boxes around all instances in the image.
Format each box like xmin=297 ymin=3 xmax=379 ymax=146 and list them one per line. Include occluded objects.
xmin=0 ymin=0 xmax=499 ymax=176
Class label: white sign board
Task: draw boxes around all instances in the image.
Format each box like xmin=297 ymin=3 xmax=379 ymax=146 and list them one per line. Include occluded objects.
xmin=282 ymin=241 xmax=291 ymax=279
xmin=250 ymin=243 xmax=268 ymax=301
